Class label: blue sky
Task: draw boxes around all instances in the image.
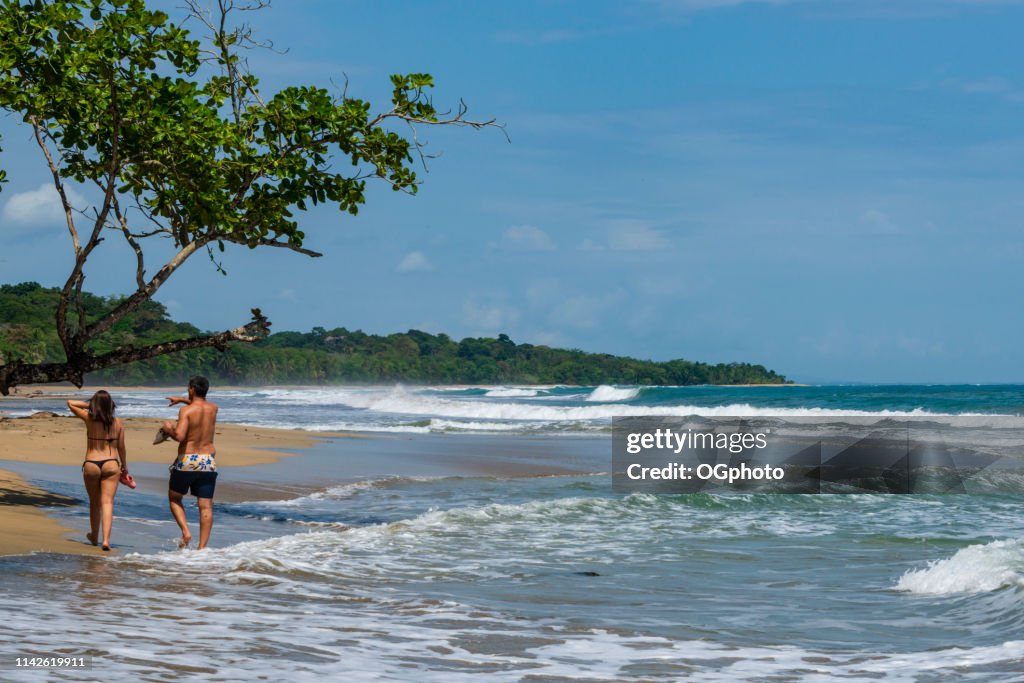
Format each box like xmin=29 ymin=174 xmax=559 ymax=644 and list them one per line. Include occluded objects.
xmin=2 ymin=0 xmax=1024 ymax=383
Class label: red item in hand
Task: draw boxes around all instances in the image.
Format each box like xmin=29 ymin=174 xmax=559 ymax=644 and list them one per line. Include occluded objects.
xmin=119 ymin=469 xmax=137 ymax=489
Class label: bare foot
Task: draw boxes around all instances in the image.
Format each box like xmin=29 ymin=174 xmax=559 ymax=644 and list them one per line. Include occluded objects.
xmin=102 ymin=544 xmax=111 ymax=552
xmin=178 ymin=534 xmax=192 ymax=550
xmin=86 ymin=532 xmax=98 ymax=546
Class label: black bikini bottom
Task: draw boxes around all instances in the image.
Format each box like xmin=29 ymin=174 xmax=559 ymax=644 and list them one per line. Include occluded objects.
xmin=82 ymin=458 xmax=119 ymax=472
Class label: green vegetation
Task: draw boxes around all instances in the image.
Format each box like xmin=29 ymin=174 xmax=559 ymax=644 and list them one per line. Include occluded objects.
xmin=0 ymin=0 xmax=497 ymax=394
xmin=1 ymin=283 xmax=789 ymax=386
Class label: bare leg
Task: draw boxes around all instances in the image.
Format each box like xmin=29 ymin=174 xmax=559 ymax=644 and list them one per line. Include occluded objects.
xmin=168 ymin=490 xmax=192 ymax=549
xmin=98 ymin=461 xmax=120 ymax=550
xmin=82 ymin=465 xmax=101 ymax=546
xmin=197 ymin=497 xmax=213 ymax=549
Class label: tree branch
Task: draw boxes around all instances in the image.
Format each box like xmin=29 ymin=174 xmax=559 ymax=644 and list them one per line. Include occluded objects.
xmin=0 ymin=310 xmax=271 ymax=396
xmin=368 ymin=100 xmax=507 ymax=138
xmin=87 ymin=68 xmax=123 ymax=258
xmin=113 ymin=196 xmax=146 ymax=290
xmin=73 ymin=272 xmax=87 ymax=346
xmin=31 ymin=118 xmax=81 ymax=355
xmin=364 ymin=99 xmax=507 ymax=182
xmin=46 ymin=70 xmax=123 ymax=359
xmin=131 ymin=196 xmax=175 ymax=238
xmin=82 ymin=238 xmax=208 ymax=341
xmin=243 ymin=236 xmax=323 ymax=257
xmin=30 ymin=119 xmax=80 ymax=254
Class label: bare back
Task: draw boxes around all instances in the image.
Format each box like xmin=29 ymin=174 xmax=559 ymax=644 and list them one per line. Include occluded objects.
xmin=68 ymin=400 xmax=126 ymax=465
xmin=85 ymin=417 xmax=125 ymax=461
xmin=176 ymin=399 xmax=219 ymax=455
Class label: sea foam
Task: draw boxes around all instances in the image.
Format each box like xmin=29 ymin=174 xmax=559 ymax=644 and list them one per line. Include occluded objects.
xmin=585 ymin=385 xmax=641 ymax=402
xmin=895 ymin=539 xmax=1024 ymax=594
xmin=484 ymin=387 xmax=541 ymax=397
xmin=254 ymin=386 xmax=974 ymax=424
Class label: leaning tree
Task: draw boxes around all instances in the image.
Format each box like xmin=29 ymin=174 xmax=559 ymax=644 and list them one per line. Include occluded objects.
xmin=0 ymin=0 xmax=500 ymax=394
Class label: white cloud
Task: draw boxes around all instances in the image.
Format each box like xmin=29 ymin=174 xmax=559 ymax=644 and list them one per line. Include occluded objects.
xmin=583 ymin=220 xmax=669 ymax=251
xmin=808 ymin=326 xmax=946 ymax=359
xmin=609 ymin=221 xmax=669 ymax=250
xmin=636 ymin=276 xmax=688 ymax=297
xmin=549 ymin=291 xmax=626 ymax=329
xmin=526 ymin=278 xmax=562 ymax=304
xmin=938 ymin=76 xmax=1024 ymax=102
xmin=552 ymin=296 xmax=604 ymax=329
xmin=958 ymin=76 xmax=1014 ymax=94
xmin=462 ymin=301 xmax=520 ymax=334
xmin=502 ymin=224 xmax=556 ymax=251
xmin=396 ymin=251 xmax=433 ymax=272
xmin=528 ymin=330 xmax=568 ymax=347
xmin=860 ymin=209 xmax=900 ymax=234
xmin=2 ymin=182 xmax=87 ymax=230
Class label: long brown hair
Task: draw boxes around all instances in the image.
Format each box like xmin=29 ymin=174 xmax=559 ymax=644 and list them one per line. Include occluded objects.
xmin=88 ymin=390 xmax=117 ymax=432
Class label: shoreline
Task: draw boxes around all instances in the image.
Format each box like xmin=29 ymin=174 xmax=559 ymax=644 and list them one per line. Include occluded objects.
xmin=0 ymin=381 xmax=808 ymax=402
xmin=0 ymin=413 xmax=350 ymax=556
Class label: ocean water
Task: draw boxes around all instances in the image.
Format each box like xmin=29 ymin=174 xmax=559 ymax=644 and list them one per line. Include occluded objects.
xmin=3 ymin=384 xmax=1024 ymax=681
xmin=7 ymin=382 xmax=1024 ymax=432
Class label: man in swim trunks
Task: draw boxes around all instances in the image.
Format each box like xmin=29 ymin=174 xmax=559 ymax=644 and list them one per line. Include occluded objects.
xmin=163 ymin=376 xmax=219 ymax=549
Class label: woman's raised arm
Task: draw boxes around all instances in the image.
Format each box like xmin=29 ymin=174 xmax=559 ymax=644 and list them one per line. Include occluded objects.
xmin=67 ymin=399 xmax=89 ymax=421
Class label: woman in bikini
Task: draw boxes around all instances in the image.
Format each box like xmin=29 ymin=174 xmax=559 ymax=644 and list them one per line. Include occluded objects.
xmin=68 ymin=391 xmax=128 ymax=551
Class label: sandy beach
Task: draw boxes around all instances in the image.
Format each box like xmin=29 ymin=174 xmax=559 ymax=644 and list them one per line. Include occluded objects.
xmin=0 ymin=411 xmax=337 ymax=556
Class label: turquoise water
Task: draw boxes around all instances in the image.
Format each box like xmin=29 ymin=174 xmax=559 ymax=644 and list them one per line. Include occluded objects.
xmin=2 ymin=385 xmax=1024 ymax=680
xmin=632 ymin=383 xmax=1024 ymax=413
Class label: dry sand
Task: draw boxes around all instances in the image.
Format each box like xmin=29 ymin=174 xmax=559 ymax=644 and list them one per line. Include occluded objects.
xmin=0 ymin=412 xmax=343 ymax=556
xmin=0 ymin=413 xmax=326 ymax=466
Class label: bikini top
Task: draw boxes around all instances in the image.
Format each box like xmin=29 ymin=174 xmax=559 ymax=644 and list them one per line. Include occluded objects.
xmin=87 ymin=424 xmax=120 ymax=455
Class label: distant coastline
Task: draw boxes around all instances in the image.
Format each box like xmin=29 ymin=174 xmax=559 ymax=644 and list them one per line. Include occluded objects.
xmin=1 ymin=282 xmax=790 ymax=388
xmin=1 ymin=381 xmax=808 ymax=399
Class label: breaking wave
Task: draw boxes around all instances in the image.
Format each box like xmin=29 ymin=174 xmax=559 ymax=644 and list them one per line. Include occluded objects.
xmin=585 ymin=385 xmax=642 ymax=402
xmin=896 ymin=539 xmax=1024 ymax=595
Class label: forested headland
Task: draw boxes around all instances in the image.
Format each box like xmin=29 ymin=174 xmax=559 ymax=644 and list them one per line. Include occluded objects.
xmin=0 ymin=283 xmax=790 ymax=386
